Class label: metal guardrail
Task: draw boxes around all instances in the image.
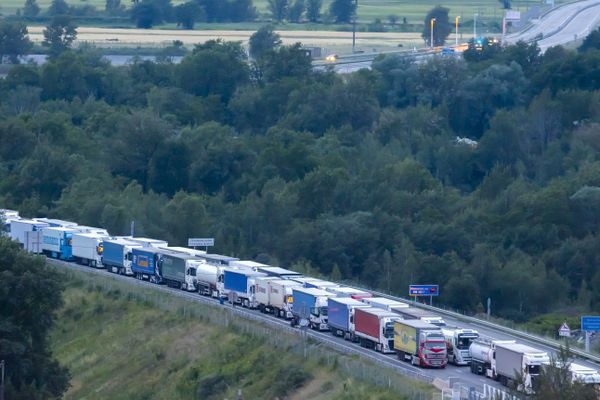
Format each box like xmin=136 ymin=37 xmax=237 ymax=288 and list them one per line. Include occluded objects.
xmin=46 ymin=259 xmax=435 ymax=386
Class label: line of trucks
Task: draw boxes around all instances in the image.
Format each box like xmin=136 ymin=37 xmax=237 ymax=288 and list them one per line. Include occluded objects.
xmin=2 ymin=209 xmax=600 ymax=393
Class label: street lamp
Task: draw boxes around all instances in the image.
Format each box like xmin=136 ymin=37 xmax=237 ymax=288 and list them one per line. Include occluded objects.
xmin=474 ymin=13 xmax=478 ymax=41
xmin=0 ymin=360 xmax=4 ymax=400
xmin=430 ymin=17 xmax=436 ymax=49
xmin=455 ymin=16 xmax=460 ymax=46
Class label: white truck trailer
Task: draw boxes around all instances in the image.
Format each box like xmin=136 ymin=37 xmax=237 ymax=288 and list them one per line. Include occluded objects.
xmin=256 ymin=278 xmax=301 ymax=318
xmin=362 ymin=297 xmax=409 ymax=311
xmin=326 ymin=286 xmax=372 ymax=300
xmin=129 ymin=237 xmax=168 ymax=248
xmin=72 ymin=232 xmax=110 ymax=267
xmin=9 ymin=219 xmax=48 ymax=253
xmin=442 ymin=328 xmax=479 ymax=366
xmin=494 ymin=342 xmax=549 ymax=393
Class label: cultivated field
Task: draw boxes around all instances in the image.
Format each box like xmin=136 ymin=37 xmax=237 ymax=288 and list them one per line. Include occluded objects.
xmin=4 ymin=0 xmax=564 ymax=23
xmin=27 ymin=26 xmax=434 ymax=52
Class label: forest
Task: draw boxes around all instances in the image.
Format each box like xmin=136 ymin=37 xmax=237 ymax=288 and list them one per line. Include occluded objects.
xmin=2 ymin=29 xmax=600 ymax=323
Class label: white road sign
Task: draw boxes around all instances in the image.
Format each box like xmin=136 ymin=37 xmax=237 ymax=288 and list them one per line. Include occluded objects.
xmin=188 ymin=238 xmax=214 ymax=247
xmin=559 ymin=322 xmax=571 ymax=337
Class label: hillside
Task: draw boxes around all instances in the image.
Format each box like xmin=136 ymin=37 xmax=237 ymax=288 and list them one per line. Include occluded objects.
xmin=50 ymin=267 xmax=433 ymax=399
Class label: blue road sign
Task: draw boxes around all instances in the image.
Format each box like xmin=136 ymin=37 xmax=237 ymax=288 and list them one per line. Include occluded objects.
xmin=409 ymin=284 xmax=439 ymax=297
xmin=582 ymin=316 xmax=600 ymax=331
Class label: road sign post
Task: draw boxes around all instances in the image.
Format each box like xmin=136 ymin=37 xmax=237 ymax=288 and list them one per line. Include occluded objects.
xmin=188 ymin=238 xmax=214 ymax=252
xmin=581 ymin=316 xmax=600 ymax=352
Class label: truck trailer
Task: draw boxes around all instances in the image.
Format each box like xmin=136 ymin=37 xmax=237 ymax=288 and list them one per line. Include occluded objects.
xmin=394 ymin=319 xmax=447 ymax=368
xmin=304 ymin=280 xmax=340 ymax=290
xmin=199 ymin=253 xmax=240 ymax=266
xmin=129 ymin=237 xmax=168 ymax=248
xmin=469 ymin=339 xmax=516 ymax=377
xmin=362 ymin=297 xmax=409 ymax=311
xmin=131 ymin=247 xmax=163 ymax=283
xmin=41 ymin=226 xmax=80 ymax=260
xmin=494 ymin=342 xmax=550 ymax=393
xmin=34 ymin=218 xmax=77 ymax=227
xmin=255 ymin=278 xmax=301 ymax=318
xmin=327 ymin=297 xmax=369 ymax=341
xmin=392 ymin=307 xmax=446 ymax=326
xmin=354 ymin=307 xmax=399 ymax=353
xmin=442 ymin=328 xmax=479 ymax=366
xmin=291 ymin=287 xmax=336 ymax=331
xmin=10 ymin=219 xmax=48 ymax=253
xmin=102 ymin=238 xmax=142 ymax=275
xmin=161 ymin=252 xmax=206 ymax=292
xmin=326 ymin=286 xmax=372 ymax=300
xmin=1 ymin=209 xmax=19 ymax=237
xmin=72 ymin=232 xmax=110 ymax=268
xmin=256 ymin=266 xmax=302 ymax=279
xmin=222 ymin=268 xmax=266 ymax=308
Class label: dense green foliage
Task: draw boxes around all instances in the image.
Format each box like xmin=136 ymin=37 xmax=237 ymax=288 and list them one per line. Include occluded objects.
xmin=0 ymin=237 xmax=70 ymax=399
xmin=2 ymin=32 xmax=600 ymax=322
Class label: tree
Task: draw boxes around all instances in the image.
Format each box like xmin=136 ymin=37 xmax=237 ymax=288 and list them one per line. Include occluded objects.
xmin=249 ymin=25 xmax=281 ymax=60
xmin=422 ymin=6 xmax=451 ymax=46
xmin=288 ymin=0 xmax=304 ymax=23
xmin=47 ymin=0 xmax=70 ymax=15
xmin=306 ymin=0 xmax=321 ymax=22
xmin=23 ymin=0 xmax=40 ymax=17
xmin=105 ymin=0 xmax=126 ymax=15
xmin=498 ymin=0 xmax=511 ymax=9
xmin=174 ymin=2 xmax=203 ymax=29
xmin=329 ymin=0 xmax=355 ymax=23
xmin=0 ymin=20 xmax=33 ymax=64
xmin=0 ymin=238 xmax=71 ymax=399
xmin=579 ymin=27 xmax=600 ymax=52
xmin=131 ymin=0 xmax=163 ymax=28
xmin=387 ymin=14 xmax=398 ymax=27
xmin=229 ymin=0 xmax=256 ymax=22
xmin=532 ymin=346 xmax=597 ymax=399
xmin=42 ymin=15 xmax=77 ymax=57
xmin=268 ymin=0 xmax=288 ymax=22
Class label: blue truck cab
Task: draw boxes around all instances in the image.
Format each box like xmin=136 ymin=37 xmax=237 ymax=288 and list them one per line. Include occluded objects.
xmin=41 ymin=226 xmax=79 ymax=261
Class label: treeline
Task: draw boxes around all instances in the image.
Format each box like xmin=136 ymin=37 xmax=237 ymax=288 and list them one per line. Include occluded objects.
xmin=11 ymin=0 xmax=360 ymax=28
xmin=2 ymin=29 xmax=600 ymax=321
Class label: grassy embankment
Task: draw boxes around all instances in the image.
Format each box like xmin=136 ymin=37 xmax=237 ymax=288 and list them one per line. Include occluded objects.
xmin=50 ymin=266 xmax=434 ymax=400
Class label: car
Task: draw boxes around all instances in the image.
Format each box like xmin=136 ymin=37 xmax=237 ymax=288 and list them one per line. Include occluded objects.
xmin=325 ymin=54 xmax=338 ymax=62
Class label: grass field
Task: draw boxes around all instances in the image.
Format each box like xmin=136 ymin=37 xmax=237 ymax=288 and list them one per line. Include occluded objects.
xmin=50 ymin=268 xmax=434 ymax=399
xmin=3 ymin=0 xmax=564 ymax=24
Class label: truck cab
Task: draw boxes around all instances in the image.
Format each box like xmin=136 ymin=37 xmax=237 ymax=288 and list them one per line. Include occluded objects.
xmin=442 ymin=328 xmax=479 ymax=366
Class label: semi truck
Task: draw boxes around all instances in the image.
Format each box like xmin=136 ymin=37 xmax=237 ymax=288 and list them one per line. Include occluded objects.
xmin=392 ymin=307 xmax=446 ymax=327
xmin=160 ymin=252 xmax=206 ymax=291
xmin=394 ymin=319 xmax=447 ymax=368
xmin=9 ymin=219 xmax=48 ymax=253
xmin=354 ymin=307 xmax=399 ymax=353
xmin=129 ymin=237 xmax=168 ymax=248
xmin=1 ymin=209 xmax=19 ymax=237
xmin=72 ymin=232 xmax=110 ymax=268
xmin=567 ymin=363 xmax=600 ymax=386
xmin=41 ymin=226 xmax=80 ymax=260
xmin=441 ymin=328 xmax=479 ymax=366
xmin=222 ymin=268 xmax=267 ymax=308
xmin=327 ymin=297 xmax=370 ymax=341
xmin=131 ymin=247 xmax=163 ymax=283
xmin=255 ymin=278 xmax=301 ymax=318
xmin=102 ymin=238 xmax=142 ymax=275
xmin=363 ymin=297 xmax=409 ymax=311
xmin=494 ymin=342 xmax=549 ymax=393
xmin=469 ymin=339 xmax=516 ymax=377
xmin=327 ymin=286 xmax=372 ymax=300
xmin=291 ymin=287 xmax=336 ymax=331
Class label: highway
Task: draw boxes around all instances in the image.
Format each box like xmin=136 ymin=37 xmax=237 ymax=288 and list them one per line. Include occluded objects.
xmin=46 ymin=258 xmax=599 ymax=398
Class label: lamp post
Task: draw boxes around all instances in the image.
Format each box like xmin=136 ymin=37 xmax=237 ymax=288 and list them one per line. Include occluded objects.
xmin=430 ymin=17 xmax=436 ymax=48
xmin=0 ymin=360 xmax=5 ymax=400
xmin=352 ymin=0 xmax=358 ymax=53
xmin=455 ymin=16 xmax=460 ymax=46
xmin=474 ymin=13 xmax=478 ymax=41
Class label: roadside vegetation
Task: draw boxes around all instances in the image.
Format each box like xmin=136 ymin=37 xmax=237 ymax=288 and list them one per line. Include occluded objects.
xmin=51 ymin=266 xmax=432 ymax=399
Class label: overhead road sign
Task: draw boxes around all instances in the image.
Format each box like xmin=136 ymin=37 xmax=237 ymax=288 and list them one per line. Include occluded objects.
xmin=409 ymin=285 xmax=439 ymax=296
xmin=582 ymin=316 xmax=600 ymax=331
xmin=188 ymin=238 xmax=214 ymax=247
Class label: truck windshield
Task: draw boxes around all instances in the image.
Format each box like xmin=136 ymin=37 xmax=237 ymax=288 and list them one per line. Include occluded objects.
xmin=528 ymin=365 xmax=541 ymax=375
xmin=189 ymin=268 xmax=196 ymax=277
xmin=457 ymin=336 xmax=476 ymax=349
xmin=424 ymin=342 xmax=446 ymax=350
xmin=384 ymin=323 xmax=395 ymax=338
xmin=320 ymin=307 xmax=328 ymax=316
